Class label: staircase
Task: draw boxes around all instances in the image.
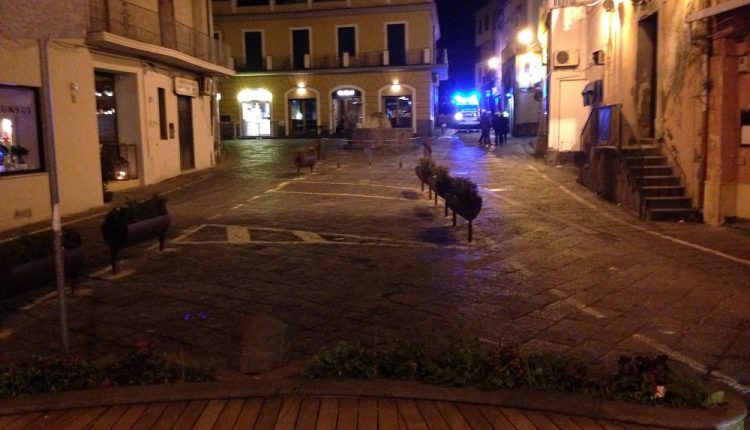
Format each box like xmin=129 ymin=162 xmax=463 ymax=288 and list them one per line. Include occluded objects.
xmin=621 ymin=145 xmax=702 ymax=222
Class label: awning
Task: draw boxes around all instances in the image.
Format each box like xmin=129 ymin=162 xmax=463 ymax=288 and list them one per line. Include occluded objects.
xmin=686 ymin=0 xmax=750 ymax=23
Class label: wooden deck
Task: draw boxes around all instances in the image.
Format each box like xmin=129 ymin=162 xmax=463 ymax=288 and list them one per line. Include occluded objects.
xmin=0 ymin=396 xmax=669 ymax=429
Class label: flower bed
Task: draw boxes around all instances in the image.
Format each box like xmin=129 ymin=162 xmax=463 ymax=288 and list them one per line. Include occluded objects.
xmin=303 ymin=339 xmax=717 ymax=409
xmin=0 ymin=342 xmax=213 ymax=397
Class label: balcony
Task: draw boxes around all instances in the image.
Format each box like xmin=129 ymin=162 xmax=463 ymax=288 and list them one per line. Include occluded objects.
xmin=235 ymin=48 xmax=448 ymax=74
xmin=87 ymin=0 xmax=234 ymax=76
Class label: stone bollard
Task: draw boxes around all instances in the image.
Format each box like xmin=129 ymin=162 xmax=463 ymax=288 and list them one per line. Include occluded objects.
xmin=230 ymin=313 xmax=289 ymax=374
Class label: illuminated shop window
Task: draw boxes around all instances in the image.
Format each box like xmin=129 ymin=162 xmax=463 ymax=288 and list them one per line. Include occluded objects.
xmin=238 ymin=89 xmax=272 ymax=137
xmin=0 ymin=85 xmax=42 ymax=175
xmin=382 ymin=95 xmax=412 ymax=128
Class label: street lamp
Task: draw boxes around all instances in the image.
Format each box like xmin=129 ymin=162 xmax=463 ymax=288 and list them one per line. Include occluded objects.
xmin=487 ymin=56 xmax=500 ymax=70
xmin=517 ymin=28 xmax=534 ymax=46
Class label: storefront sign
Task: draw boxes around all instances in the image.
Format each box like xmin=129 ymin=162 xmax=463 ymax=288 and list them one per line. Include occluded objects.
xmin=174 ymin=77 xmax=199 ymax=97
xmin=336 ymin=89 xmax=356 ymax=97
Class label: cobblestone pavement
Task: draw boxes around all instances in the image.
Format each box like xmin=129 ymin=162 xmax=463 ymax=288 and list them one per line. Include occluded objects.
xmin=3 ymin=133 xmax=750 ymax=399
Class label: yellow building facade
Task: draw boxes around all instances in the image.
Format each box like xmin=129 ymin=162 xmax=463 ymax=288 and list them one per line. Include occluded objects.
xmin=0 ymin=0 xmax=232 ymax=233
xmin=213 ymin=0 xmax=447 ymax=138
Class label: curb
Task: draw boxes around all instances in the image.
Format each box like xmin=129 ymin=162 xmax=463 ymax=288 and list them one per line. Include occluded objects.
xmin=0 ymin=379 xmax=745 ymax=429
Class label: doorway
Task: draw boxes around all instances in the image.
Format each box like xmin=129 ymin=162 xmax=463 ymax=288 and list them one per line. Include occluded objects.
xmin=177 ymin=96 xmax=195 ymax=170
xmin=289 ymin=98 xmax=317 ymax=135
xmin=636 ymin=13 xmax=658 ymax=138
xmin=332 ymin=88 xmax=362 ymax=136
xmin=382 ymin=95 xmax=412 ymax=128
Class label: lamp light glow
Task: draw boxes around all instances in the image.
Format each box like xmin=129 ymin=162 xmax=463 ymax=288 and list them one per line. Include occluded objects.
xmin=517 ymin=28 xmax=534 ymax=45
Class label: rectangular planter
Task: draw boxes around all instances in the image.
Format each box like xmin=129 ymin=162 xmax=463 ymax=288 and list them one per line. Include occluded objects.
xmin=2 ymin=247 xmax=86 ymax=299
xmin=103 ymin=214 xmax=171 ymax=274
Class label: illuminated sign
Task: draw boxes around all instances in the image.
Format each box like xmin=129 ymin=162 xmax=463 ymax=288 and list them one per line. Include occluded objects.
xmin=336 ymin=89 xmax=356 ymax=97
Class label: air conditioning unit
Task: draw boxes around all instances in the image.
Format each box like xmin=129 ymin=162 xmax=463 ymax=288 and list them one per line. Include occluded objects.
xmin=553 ymin=50 xmax=580 ymax=68
xmin=739 ymin=55 xmax=749 ymax=74
xmin=200 ymin=77 xmax=214 ymax=95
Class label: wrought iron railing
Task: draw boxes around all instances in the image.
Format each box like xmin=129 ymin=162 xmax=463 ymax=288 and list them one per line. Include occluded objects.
xmin=87 ymin=0 xmax=232 ymax=70
xmin=234 ymin=48 xmax=447 ymax=73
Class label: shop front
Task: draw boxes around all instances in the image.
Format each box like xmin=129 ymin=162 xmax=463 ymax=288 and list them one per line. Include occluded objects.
xmin=382 ymin=95 xmax=412 ymax=129
xmin=0 ymin=85 xmax=42 ymax=175
xmin=288 ymin=98 xmax=317 ymax=136
xmin=332 ymin=87 xmax=363 ymax=136
xmin=237 ymin=88 xmax=272 ymax=137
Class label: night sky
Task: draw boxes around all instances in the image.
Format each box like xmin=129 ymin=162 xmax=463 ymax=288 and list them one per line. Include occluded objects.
xmin=435 ymin=0 xmax=486 ymax=93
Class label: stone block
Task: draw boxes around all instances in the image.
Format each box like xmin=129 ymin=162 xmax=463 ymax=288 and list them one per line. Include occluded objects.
xmin=230 ymin=313 xmax=289 ymax=374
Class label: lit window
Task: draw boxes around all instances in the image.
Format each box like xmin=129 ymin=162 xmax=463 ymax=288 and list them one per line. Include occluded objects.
xmin=0 ymin=85 xmax=43 ymax=175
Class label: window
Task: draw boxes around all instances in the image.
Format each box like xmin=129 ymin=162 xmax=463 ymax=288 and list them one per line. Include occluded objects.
xmin=484 ymin=15 xmax=489 ymax=32
xmin=386 ymin=23 xmax=406 ymax=66
xmin=0 ymin=85 xmax=42 ymax=175
xmin=158 ymin=88 xmax=167 ymax=140
xmin=382 ymin=95 xmax=412 ymax=129
xmin=477 ymin=20 xmax=481 ymax=35
xmin=292 ymin=28 xmax=310 ymax=70
xmin=337 ymin=26 xmax=356 ymax=58
xmin=243 ymin=31 xmax=264 ymax=71
xmin=236 ymin=0 xmax=268 ymax=6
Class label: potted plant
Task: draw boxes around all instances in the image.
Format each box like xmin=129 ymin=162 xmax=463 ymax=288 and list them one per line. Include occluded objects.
xmin=293 ymin=146 xmax=317 ymax=173
xmin=431 ymin=165 xmax=454 ymax=215
xmin=101 ymin=194 xmax=170 ymax=273
xmin=445 ymin=177 xmax=483 ymax=242
xmin=415 ymin=157 xmax=435 ymax=192
xmin=0 ymin=228 xmax=85 ymax=298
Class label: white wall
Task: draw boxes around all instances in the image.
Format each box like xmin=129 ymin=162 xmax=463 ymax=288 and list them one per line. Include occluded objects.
xmin=0 ymin=39 xmax=101 ymax=232
xmin=548 ymin=6 xmax=589 ymax=154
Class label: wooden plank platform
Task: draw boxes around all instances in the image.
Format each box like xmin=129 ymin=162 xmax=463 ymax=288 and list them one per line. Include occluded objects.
xmin=0 ymin=396 xmax=672 ymax=429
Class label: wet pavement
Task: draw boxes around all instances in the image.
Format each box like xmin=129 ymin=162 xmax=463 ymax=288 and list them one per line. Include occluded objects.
xmin=2 ymin=132 xmax=750 ymax=401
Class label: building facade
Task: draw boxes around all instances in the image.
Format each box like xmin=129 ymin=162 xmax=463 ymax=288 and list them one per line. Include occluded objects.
xmin=544 ymin=0 xmax=750 ymax=224
xmin=475 ymin=0 xmax=545 ymax=137
xmin=0 ymin=0 xmax=233 ymax=233
xmin=213 ymin=0 xmax=447 ymax=139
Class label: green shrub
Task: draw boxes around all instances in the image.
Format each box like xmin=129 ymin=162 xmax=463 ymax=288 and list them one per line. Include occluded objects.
xmin=0 ymin=341 xmax=213 ymax=397
xmin=303 ymin=339 xmax=713 ymax=408
xmin=415 ymin=157 xmax=436 ymax=182
xmin=0 ymin=228 xmax=82 ymax=272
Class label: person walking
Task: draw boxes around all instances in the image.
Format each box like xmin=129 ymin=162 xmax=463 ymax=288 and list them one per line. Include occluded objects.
xmin=492 ymin=111 xmax=503 ymax=146
xmin=479 ymin=110 xmax=492 ymax=147
xmin=499 ymin=111 xmax=510 ymax=145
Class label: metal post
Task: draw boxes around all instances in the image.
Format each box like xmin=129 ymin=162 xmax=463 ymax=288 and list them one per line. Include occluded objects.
xmin=39 ymin=38 xmax=69 ymax=353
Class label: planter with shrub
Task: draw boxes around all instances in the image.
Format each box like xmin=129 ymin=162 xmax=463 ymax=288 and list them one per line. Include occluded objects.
xmin=445 ymin=177 xmax=482 ymax=242
xmin=101 ymin=194 xmax=170 ymax=273
xmin=294 ymin=147 xmax=318 ymax=173
xmin=0 ymin=229 xmax=85 ymax=298
xmin=414 ymin=157 xmax=435 ymax=192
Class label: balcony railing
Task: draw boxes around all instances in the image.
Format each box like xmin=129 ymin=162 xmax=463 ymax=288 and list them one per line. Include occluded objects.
xmin=235 ymin=48 xmax=447 ymax=73
xmin=88 ymin=0 xmax=232 ymax=70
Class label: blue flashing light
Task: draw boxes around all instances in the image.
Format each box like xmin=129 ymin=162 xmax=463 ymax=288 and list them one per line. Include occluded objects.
xmin=451 ymin=92 xmax=480 ymax=106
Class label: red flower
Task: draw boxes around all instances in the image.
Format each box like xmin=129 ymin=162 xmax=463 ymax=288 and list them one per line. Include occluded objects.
xmin=135 ymin=340 xmax=151 ymax=352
